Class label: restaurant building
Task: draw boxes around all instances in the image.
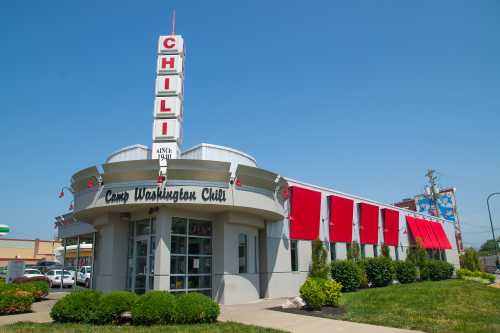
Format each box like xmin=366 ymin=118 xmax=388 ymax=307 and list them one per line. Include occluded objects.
xmin=58 ymin=33 xmax=460 ymax=305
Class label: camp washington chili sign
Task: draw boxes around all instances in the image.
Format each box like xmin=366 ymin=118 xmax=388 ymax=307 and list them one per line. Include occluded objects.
xmin=104 ymin=187 xmax=227 ymax=205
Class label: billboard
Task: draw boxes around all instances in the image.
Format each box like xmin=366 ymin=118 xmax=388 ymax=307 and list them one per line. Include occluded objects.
xmin=415 ymin=190 xmax=458 ymax=222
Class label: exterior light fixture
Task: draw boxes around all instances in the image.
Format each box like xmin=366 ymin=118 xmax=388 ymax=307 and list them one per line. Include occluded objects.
xmin=58 ymin=186 xmax=74 ymax=199
xmin=157 ymin=174 xmax=166 ymax=187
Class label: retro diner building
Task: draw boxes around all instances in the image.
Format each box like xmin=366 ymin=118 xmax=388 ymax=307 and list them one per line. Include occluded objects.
xmin=59 ymin=34 xmax=459 ymax=305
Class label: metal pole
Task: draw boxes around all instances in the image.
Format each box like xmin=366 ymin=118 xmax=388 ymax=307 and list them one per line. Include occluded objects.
xmin=486 ymin=192 xmax=500 ymax=257
xmin=90 ymin=232 xmax=96 ymax=289
xmin=76 ymin=235 xmax=80 ymax=290
xmin=62 ymin=239 xmax=67 ymax=290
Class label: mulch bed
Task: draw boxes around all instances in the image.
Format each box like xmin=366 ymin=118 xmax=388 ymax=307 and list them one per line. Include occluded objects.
xmin=269 ymin=305 xmax=345 ymax=319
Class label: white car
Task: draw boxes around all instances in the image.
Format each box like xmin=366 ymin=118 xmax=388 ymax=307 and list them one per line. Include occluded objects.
xmin=76 ymin=266 xmax=92 ymax=288
xmin=46 ymin=269 xmax=74 ymax=288
xmin=23 ymin=268 xmax=45 ymax=278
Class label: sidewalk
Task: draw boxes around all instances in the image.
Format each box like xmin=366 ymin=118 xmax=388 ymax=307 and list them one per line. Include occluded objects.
xmin=0 ymin=292 xmax=67 ymax=326
xmin=220 ymin=298 xmax=421 ymax=333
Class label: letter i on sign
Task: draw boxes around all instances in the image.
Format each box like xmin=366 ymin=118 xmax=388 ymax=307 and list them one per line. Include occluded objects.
xmin=162 ymin=122 xmax=168 ymax=135
xmin=164 ymin=77 xmax=170 ymax=90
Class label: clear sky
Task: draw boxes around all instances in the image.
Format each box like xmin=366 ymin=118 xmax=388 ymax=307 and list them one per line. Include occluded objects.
xmin=0 ymin=1 xmax=499 ymax=248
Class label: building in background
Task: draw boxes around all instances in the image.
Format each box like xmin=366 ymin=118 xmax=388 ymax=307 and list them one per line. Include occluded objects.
xmin=395 ymin=187 xmax=463 ymax=252
xmin=0 ymin=238 xmax=61 ymax=266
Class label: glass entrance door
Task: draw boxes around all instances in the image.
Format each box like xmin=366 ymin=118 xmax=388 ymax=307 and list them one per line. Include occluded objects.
xmin=127 ymin=218 xmax=156 ymax=294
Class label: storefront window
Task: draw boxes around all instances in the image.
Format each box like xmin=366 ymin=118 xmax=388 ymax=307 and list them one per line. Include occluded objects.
xmin=239 ymin=234 xmax=248 ymax=274
xmin=373 ymin=245 xmax=378 ymax=257
xmin=291 ymin=240 xmax=298 ymax=271
xmin=395 ymin=246 xmax=400 ymax=260
xmin=170 ymin=217 xmax=212 ymax=296
xmin=361 ymin=244 xmax=366 ymax=259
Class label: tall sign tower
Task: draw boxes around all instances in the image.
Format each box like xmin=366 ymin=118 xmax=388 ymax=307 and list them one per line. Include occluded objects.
xmin=152 ymin=33 xmax=185 ymax=175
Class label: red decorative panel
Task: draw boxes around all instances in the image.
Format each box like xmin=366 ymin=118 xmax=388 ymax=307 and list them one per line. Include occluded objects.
xmin=382 ymin=209 xmax=399 ymax=246
xmin=359 ymin=203 xmax=379 ymax=245
xmin=289 ymin=186 xmax=321 ymax=240
xmin=329 ymin=195 xmax=354 ymax=243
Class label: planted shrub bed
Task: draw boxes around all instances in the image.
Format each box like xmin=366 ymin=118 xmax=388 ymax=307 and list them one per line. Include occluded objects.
xmin=50 ymin=290 xmax=220 ymax=325
xmin=0 ymin=278 xmax=49 ymax=315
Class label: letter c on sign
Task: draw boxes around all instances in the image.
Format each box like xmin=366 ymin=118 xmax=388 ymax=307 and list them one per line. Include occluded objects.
xmin=163 ymin=37 xmax=176 ymax=49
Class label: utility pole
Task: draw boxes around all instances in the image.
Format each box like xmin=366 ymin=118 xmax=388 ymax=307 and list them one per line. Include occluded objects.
xmin=425 ymin=169 xmax=440 ymax=217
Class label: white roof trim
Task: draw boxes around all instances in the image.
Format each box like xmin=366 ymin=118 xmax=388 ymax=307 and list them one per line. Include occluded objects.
xmin=181 ymin=143 xmax=257 ymax=164
xmin=105 ymin=144 xmax=151 ymax=163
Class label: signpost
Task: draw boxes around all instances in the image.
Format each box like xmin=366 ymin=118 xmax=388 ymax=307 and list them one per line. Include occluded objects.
xmin=152 ymin=34 xmax=185 ymax=176
xmin=6 ymin=260 xmax=24 ymax=284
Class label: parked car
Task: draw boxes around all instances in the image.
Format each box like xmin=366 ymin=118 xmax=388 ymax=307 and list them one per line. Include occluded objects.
xmin=46 ymin=269 xmax=74 ymax=288
xmin=76 ymin=266 xmax=92 ymax=287
xmin=23 ymin=268 xmax=45 ymax=278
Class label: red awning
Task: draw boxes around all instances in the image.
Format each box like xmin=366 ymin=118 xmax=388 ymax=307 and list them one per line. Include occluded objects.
xmin=289 ymin=186 xmax=321 ymax=240
xmin=359 ymin=203 xmax=379 ymax=245
xmin=420 ymin=218 xmax=442 ymax=249
xmin=329 ymin=195 xmax=354 ymax=243
xmin=382 ymin=208 xmax=399 ymax=246
xmin=415 ymin=218 xmax=437 ymax=249
xmin=432 ymin=222 xmax=453 ymax=249
xmin=406 ymin=216 xmax=427 ymax=248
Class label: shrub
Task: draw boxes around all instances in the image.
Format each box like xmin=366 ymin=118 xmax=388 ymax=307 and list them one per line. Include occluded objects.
xmin=131 ymin=291 xmax=177 ymax=325
xmin=331 ymin=260 xmax=361 ymax=291
xmin=347 ymin=241 xmax=361 ymax=261
xmin=50 ymin=289 xmax=101 ymax=323
xmin=381 ymin=244 xmax=390 ymax=258
xmin=356 ymin=260 xmax=369 ymax=288
xmin=457 ymin=268 xmax=495 ymax=283
xmin=13 ymin=280 xmax=49 ymax=301
xmin=176 ymin=292 xmax=220 ymax=324
xmin=320 ymin=279 xmax=342 ymax=307
xmin=459 ymin=247 xmax=480 ymax=271
xmin=0 ymin=290 xmax=34 ymax=315
xmin=364 ymin=257 xmax=395 ymax=287
xmin=394 ymin=261 xmax=417 ymax=284
xmin=427 ymin=260 xmax=454 ymax=281
xmin=94 ymin=291 xmax=139 ymax=324
xmin=299 ymin=277 xmax=325 ymax=310
xmin=406 ymin=239 xmax=427 ymax=268
xmin=310 ymin=240 xmax=329 ymax=279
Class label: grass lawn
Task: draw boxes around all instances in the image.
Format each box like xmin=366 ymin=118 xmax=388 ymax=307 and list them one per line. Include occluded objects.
xmin=0 ymin=322 xmax=286 ymax=333
xmin=341 ymin=279 xmax=500 ymax=333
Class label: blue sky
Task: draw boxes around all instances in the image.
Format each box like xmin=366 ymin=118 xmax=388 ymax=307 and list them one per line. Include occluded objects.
xmin=0 ymin=1 xmax=499 ymax=247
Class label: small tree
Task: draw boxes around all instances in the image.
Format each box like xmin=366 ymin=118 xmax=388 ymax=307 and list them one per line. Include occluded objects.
xmin=381 ymin=244 xmax=390 ymax=258
xmin=310 ymin=240 xmax=329 ymax=279
xmin=347 ymin=241 xmax=361 ymax=261
xmin=406 ymin=238 xmax=427 ymax=268
xmin=459 ymin=247 xmax=481 ymax=271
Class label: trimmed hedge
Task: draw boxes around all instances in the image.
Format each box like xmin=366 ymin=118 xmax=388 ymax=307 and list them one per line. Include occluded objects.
xmin=457 ymin=268 xmax=495 ymax=283
xmin=176 ymin=293 xmax=220 ymax=324
xmin=94 ymin=291 xmax=138 ymax=324
xmin=50 ymin=290 xmax=102 ymax=323
xmin=299 ymin=277 xmax=325 ymax=310
xmin=427 ymin=260 xmax=454 ymax=281
xmin=394 ymin=261 xmax=417 ymax=284
xmin=364 ymin=257 xmax=395 ymax=287
xmin=131 ymin=291 xmax=177 ymax=325
xmin=331 ymin=260 xmax=361 ymax=291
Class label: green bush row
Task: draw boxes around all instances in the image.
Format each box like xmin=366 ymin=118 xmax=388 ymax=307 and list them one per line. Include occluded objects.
xmin=331 ymin=258 xmax=454 ymax=291
xmin=0 ymin=279 xmax=49 ymax=315
xmin=299 ymin=277 xmax=342 ymax=310
xmin=457 ymin=268 xmax=495 ymax=283
xmin=50 ymin=290 xmax=220 ymax=325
